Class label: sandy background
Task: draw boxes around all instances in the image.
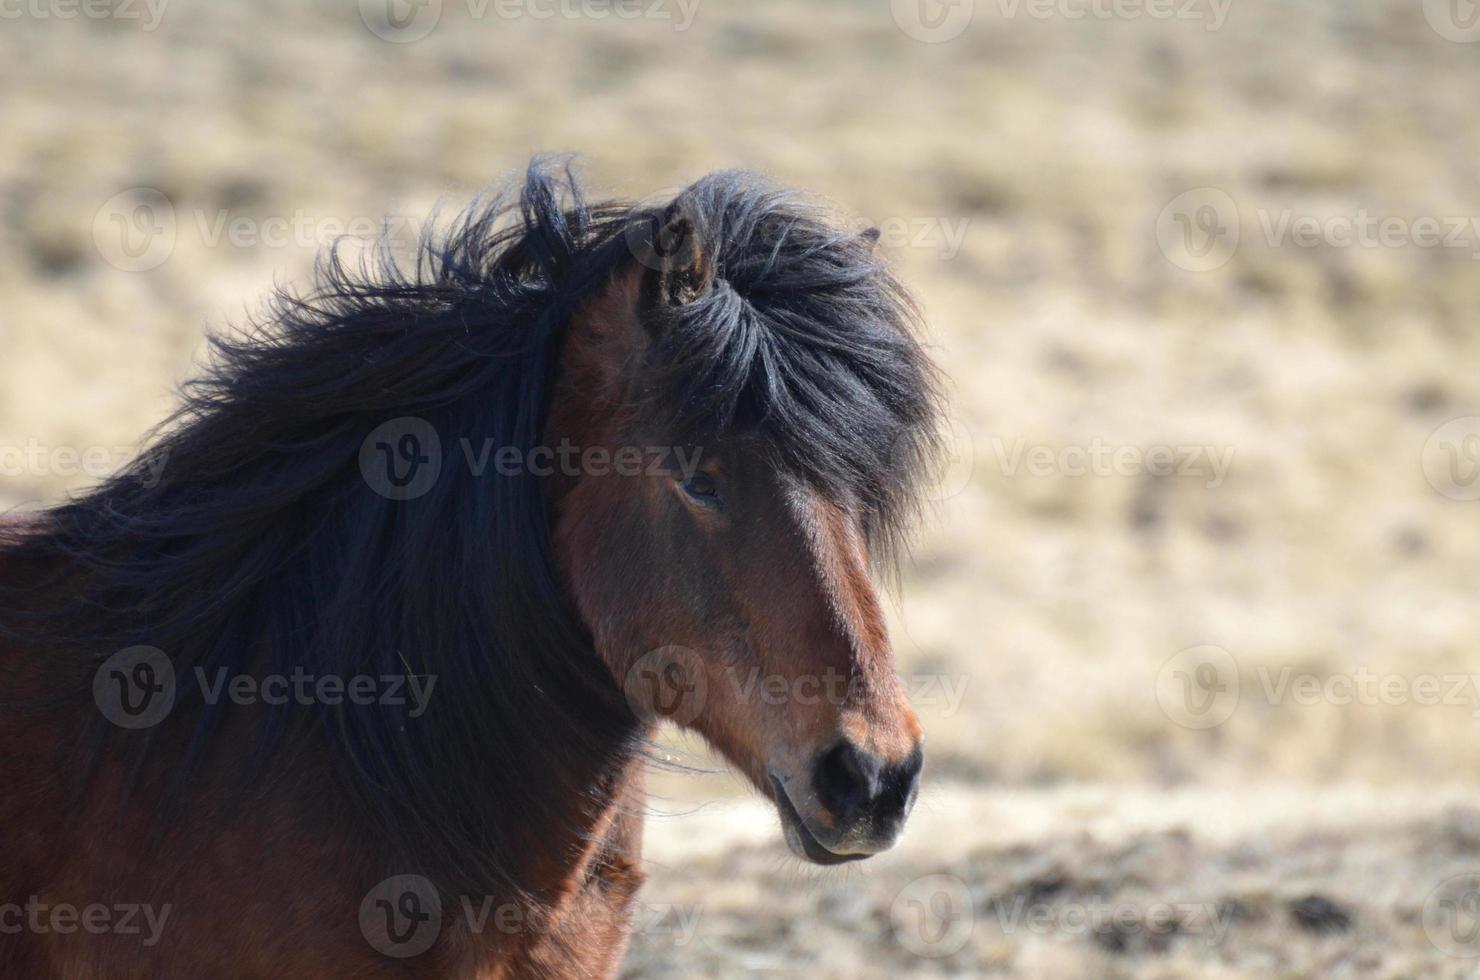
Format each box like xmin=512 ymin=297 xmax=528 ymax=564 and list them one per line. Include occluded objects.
xmin=4 ymin=0 xmax=1480 ymax=975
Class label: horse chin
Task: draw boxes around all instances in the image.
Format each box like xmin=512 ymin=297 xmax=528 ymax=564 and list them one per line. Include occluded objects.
xmin=767 ymin=774 xmax=870 ymax=866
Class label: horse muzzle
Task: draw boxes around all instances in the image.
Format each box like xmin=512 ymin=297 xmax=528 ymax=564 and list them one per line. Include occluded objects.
xmin=766 ymin=739 xmax=923 ymax=865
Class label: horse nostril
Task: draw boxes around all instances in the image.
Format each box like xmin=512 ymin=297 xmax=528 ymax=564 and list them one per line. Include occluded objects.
xmin=812 ymin=740 xmax=883 ymax=824
xmin=889 ymin=744 xmax=925 ymax=820
xmin=813 ymin=740 xmax=924 ymax=835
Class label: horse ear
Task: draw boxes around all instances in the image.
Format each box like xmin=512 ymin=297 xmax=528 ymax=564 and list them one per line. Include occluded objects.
xmin=638 ymin=201 xmax=714 ymax=311
xmin=565 ymin=203 xmax=711 ymax=392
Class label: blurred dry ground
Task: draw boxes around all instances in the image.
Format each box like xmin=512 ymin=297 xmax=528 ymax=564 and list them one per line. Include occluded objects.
xmin=4 ymin=0 xmax=1480 ymax=975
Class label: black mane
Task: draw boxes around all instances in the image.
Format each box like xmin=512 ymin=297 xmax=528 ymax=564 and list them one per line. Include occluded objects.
xmin=0 ymin=158 xmax=942 ymax=892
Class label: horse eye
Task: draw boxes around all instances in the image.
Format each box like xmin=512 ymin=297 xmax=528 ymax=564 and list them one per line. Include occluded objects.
xmin=679 ymin=473 xmax=721 ymax=507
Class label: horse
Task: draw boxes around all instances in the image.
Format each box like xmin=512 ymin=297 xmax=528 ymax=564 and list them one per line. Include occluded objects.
xmin=0 ymin=158 xmax=943 ymax=978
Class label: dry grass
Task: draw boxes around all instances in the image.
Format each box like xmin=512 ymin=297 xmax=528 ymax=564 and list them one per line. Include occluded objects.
xmin=4 ymin=0 xmax=1480 ymax=974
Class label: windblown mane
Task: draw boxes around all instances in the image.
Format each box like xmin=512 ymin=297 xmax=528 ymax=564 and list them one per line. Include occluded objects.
xmin=0 ymin=158 xmax=942 ymax=893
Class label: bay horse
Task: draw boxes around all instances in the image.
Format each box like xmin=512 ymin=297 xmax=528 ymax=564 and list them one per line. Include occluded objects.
xmin=0 ymin=159 xmax=942 ymax=978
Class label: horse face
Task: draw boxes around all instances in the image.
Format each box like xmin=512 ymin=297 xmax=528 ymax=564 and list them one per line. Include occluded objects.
xmin=552 ymin=430 xmax=923 ymax=864
xmin=679 ymin=441 xmax=924 ymax=864
xmin=548 ymin=229 xmax=925 ymax=864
